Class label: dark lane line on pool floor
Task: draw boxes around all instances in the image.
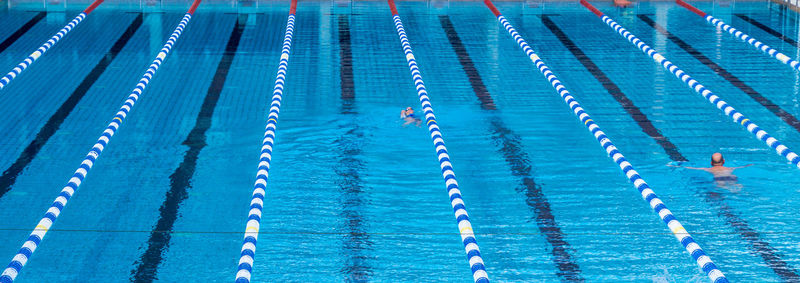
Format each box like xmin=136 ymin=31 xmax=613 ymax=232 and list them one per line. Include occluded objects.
xmin=734 ymin=14 xmax=799 ymax=46
xmin=0 ymin=13 xmax=143 ymax=200
xmin=541 ymin=15 xmax=687 ymax=162
xmin=335 ymin=13 xmax=373 ymax=281
xmin=439 ymin=17 xmax=496 ymax=110
xmin=439 ymin=15 xmax=584 ymax=281
xmin=130 ymin=14 xmax=247 ymax=282
xmin=638 ymin=15 xmax=800 ymax=134
xmin=339 ymin=14 xmax=356 ymax=113
xmin=556 ymin=14 xmax=799 ymax=281
xmin=704 ymin=191 xmax=800 ymax=281
xmin=0 ymin=12 xmax=47 ymax=53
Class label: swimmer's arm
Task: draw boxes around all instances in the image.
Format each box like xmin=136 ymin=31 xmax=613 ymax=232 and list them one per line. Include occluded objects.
xmin=667 ymin=164 xmax=710 ymax=171
xmin=732 ymin=164 xmax=754 ymax=169
xmin=683 ymin=166 xmax=709 ymax=171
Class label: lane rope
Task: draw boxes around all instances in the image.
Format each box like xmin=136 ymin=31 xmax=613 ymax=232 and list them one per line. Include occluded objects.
xmin=0 ymin=0 xmax=105 ymax=90
xmin=676 ymin=0 xmax=800 ymax=72
xmin=486 ymin=1 xmax=728 ymax=282
xmin=582 ymin=0 xmax=800 ymax=171
xmin=388 ymin=1 xmax=489 ymax=282
xmin=234 ymin=0 xmax=296 ymax=282
xmin=0 ymin=1 xmax=201 ymax=281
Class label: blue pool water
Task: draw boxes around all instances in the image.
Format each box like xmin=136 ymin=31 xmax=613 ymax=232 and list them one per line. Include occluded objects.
xmin=2 ymin=0 xmax=800 ymax=281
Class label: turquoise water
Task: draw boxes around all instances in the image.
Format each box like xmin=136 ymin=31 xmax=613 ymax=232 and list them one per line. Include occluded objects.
xmin=1 ymin=0 xmax=800 ymax=281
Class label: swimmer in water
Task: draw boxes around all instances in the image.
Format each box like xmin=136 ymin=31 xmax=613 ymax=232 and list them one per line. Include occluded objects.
xmin=613 ymin=0 xmax=633 ymax=7
xmin=669 ymin=152 xmax=752 ymax=189
xmin=400 ymin=106 xmax=422 ymax=127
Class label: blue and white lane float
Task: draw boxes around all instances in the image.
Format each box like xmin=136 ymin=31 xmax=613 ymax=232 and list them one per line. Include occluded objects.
xmin=387 ymin=1 xmax=489 ymax=282
xmin=234 ymin=0 xmax=296 ymax=282
xmin=579 ymin=0 xmax=800 ymax=171
xmin=0 ymin=0 xmax=105 ymax=90
xmin=484 ymin=0 xmax=728 ymax=282
xmin=676 ymin=0 xmax=800 ymax=72
xmin=0 ymin=1 xmax=201 ymax=282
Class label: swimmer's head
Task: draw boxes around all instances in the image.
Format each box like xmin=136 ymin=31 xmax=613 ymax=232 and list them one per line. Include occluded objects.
xmin=711 ymin=152 xmax=725 ymax=166
xmin=405 ymin=107 xmax=413 ymax=112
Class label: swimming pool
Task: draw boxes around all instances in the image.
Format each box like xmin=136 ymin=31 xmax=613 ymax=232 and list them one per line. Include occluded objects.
xmin=1 ymin=0 xmax=800 ymax=281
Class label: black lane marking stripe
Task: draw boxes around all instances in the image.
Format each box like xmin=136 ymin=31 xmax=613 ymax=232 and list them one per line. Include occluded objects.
xmin=488 ymin=117 xmax=583 ymax=282
xmin=339 ymin=15 xmax=355 ymax=104
xmin=639 ymin=14 xmax=800 ymax=281
xmin=334 ymin=128 xmax=372 ymax=281
xmin=439 ymin=15 xmax=584 ymax=281
xmin=735 ymin=14 xmax=799 ymax=46
xmin=0 ymin=14 xmax=143 ymax=199
xmin=336 ymin=14 xmax=373 ymax=280
xmin=705 ymin=191 xmax=800 ymax=281
xmin=541 ymin=15 xmax=688 ymax=162
xmin=439 ymin=15 xmax=496 ymax=110
xmin=0 ymin=12 xmax=47 ymax=53
xmin=639 ymin=15 xmax=800 ymax=134
xmin=130 ymin=14 xmax=247 ymax=282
